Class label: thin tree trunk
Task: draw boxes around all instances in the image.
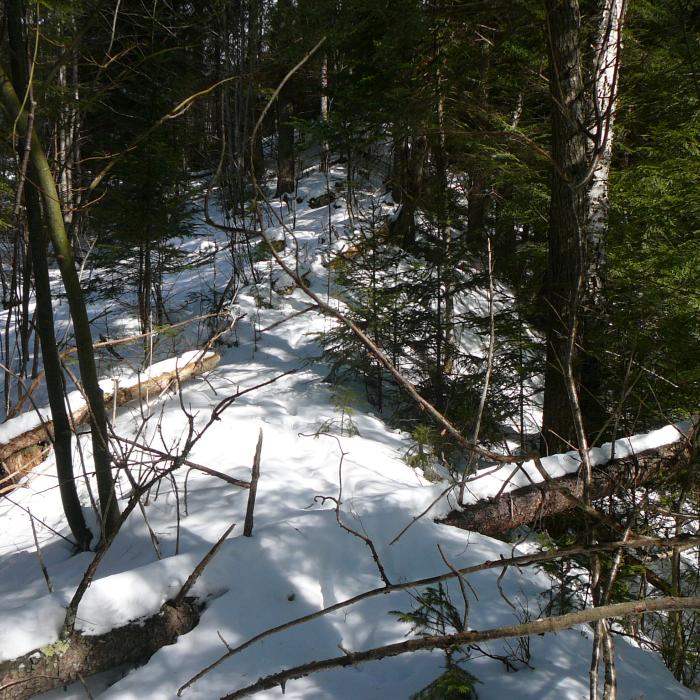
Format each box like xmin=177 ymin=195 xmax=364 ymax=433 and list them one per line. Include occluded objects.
xmin=275 ymin=85 xmax=295 ymax=197
xmin=579 ymin=0 xmax=626 ymax=436
xmin=24 ymin=185 xmax=92 ymax=549
xmin=389 ymin=135 xmax=427 ymax=248
xmin=320 ymin=54 xmax=330 ymax=173
xmin=0 ymin=63 xmax=120 ymax=539
xmin=4 ymin=1 xmax=91 ymax=549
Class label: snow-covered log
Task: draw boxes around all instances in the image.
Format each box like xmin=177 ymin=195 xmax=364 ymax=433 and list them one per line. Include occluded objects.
xmin=0 ymin=600 xmax=200 ymax=700
xmin=0 ymin=351 xmax=219 ymax=487
xmin=441 ymin=430 xmax=698 ymax=537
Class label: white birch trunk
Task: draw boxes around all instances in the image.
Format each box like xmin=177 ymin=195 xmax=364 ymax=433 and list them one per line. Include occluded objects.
xmin=584 ymin=0 xmax=626 ymax=308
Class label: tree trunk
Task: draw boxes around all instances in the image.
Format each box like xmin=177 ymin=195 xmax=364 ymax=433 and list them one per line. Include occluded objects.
xmin=389 ymin=135 xmax=428 ymax=248
xmin=441 ymin=435 xmax=696 ymax=537
xmin=320 ymin=54 xmax=330 ymax=173
xmin=24 ymin=187 xmax=92 ymax=549
xmin=541 ymin=0 xmax=627 ymax=454
xmin=5 ymin=0 xmax=91 ymax=549
xmin=0 ymin=601 xmax=200 ymax=700
xmin=0 ymin=62 xmax=120 ymax=539
xmin=540 ymin=0 xmax=588 ymax=455
xmin=275 ymin=86 xmax=295 ymax=197
xmin=579 ymin=0 xmax=626 ymax=436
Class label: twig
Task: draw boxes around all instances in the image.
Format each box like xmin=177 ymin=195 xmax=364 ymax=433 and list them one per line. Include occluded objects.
xmin=60 ymin=435 xmax=198 ymax=639
xmin=301 ymin=431 xmax=391 ymax=586
xmin=29 ymin=512 xmax=53 ymax=593
xmin=114 ymin=436 xmax=251 ymax=489
xmin=388 ymin=481 xmax=457 ymax=546
xmin=259 ymin=304 xmax=318 ymax=333
xmin=437 ymin=544 xmax=475 ymax=630
xmin=173 ymin=523 xmax=236 ymax=607
xmin=123 ymin=464 xmax=162 ymax=560
xmin=243 ymin=430 xmax=263 ymax=537
xmin=459 ymin=234 xmax=497 ymax=502
xmin=1 ymin=494 xmax=76 ymax=545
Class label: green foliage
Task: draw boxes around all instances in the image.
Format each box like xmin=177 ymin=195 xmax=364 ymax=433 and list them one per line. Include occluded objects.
xmin=411 ymin=666 xmax=481 ymax=700
xmin=316 ymin=387 xmax=361 ymax=437
xmin=391 ymin=583 xmax=465 ymax=638
xmin=605 ymin=0 xmax=700 ymax=427
xmin=392 ymin=585 xmax=481 ymax=699
xmin=404 ymin=424 xmax=451 ymax=481
xmin=535 ymin=531 xmax=588 ymax=615
xmin=332 ymin=387 xmax=361 ymax=437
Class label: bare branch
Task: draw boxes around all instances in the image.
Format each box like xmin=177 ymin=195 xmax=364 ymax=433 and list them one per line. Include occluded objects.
xmin=220 ymin=597 xmax=700 ymax=699
xmin=178 ymin=533 xmax=699 ymax=694
xmin=174 ymin=523 xmax=236 ymax=607
xmin=243 ymin=430 xmax=263 ymax=537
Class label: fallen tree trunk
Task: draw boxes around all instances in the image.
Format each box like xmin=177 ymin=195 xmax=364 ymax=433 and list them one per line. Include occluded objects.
xmin=0 ymin=352 xmax=219 ymax=489
xmin=0 ymin=600 xmax=200 ymax=700
xmin=440 ymin=435 xmax=697 ymax=537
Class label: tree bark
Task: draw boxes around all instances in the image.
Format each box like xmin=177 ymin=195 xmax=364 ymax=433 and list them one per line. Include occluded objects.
xmin=541 ymin=0 xmax=627 ymax=454
xmin=389 ymin=135 xmax=428 ymax=248
xmin=579 ymin=0 xmax=626 ymax=435
xmin=540 ymin=0 xmax=589 ymax=455
xmin=0 ymin=601 xmax=200 ymax=700
xmin=275 ymin=85 xmax=295 ymax=197
xmin=441 ymin=436 xmax=695 ymax=537
xmin=23 ymin=190 xmax=92 ymax=549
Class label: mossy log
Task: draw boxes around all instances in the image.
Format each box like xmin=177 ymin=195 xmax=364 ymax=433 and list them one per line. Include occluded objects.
xmin=0 ymin=600 xmax=200 ymax=700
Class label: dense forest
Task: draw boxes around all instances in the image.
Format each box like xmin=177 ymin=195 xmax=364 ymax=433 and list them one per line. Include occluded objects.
xmin=0 ymin=0 xmax=699 ymax=698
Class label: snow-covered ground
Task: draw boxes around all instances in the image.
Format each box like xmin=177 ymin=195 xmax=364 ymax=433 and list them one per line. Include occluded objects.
xmin=0 ymin=168 xmax=697 ymax=699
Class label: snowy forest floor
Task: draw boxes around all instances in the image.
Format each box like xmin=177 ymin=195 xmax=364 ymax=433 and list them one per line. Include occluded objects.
xmin=0 ymin=167 xmax=697 ymax=699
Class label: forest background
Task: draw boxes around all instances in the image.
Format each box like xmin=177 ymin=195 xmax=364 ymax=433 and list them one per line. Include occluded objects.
xmin=0 ymin=0 xmax=699 ymax=697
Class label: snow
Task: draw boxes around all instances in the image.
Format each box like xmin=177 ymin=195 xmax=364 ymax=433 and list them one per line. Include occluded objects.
xmin=458 ymin=421 xmax=691 ymax=508
xmin=0 ymin=350 xmax=217 ymax=448
xmin=0 ymin=167 xmax=697 ymax=699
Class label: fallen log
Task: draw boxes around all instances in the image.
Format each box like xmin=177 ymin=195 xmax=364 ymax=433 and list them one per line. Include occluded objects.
xmin=440 ymin=432 xmax=697 ymax=538
xmin=0 ymin=351 xmax=220 ymax=488
xmin=0 ymin=600 xmax=200 ymax=700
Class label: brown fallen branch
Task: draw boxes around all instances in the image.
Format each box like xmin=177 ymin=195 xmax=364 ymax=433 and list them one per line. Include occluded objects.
xmin=0 ymin=600 xmax=200 ymax=700
xmin=0 ymin=352 xmax=220 ymax=486
xmin=441 ymin=432 xmax=697 ymax=538
xmin=220 ymin=596 xmax=700 ymax=699
xmin=247 ymin=56 xmax=513 ymax=468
